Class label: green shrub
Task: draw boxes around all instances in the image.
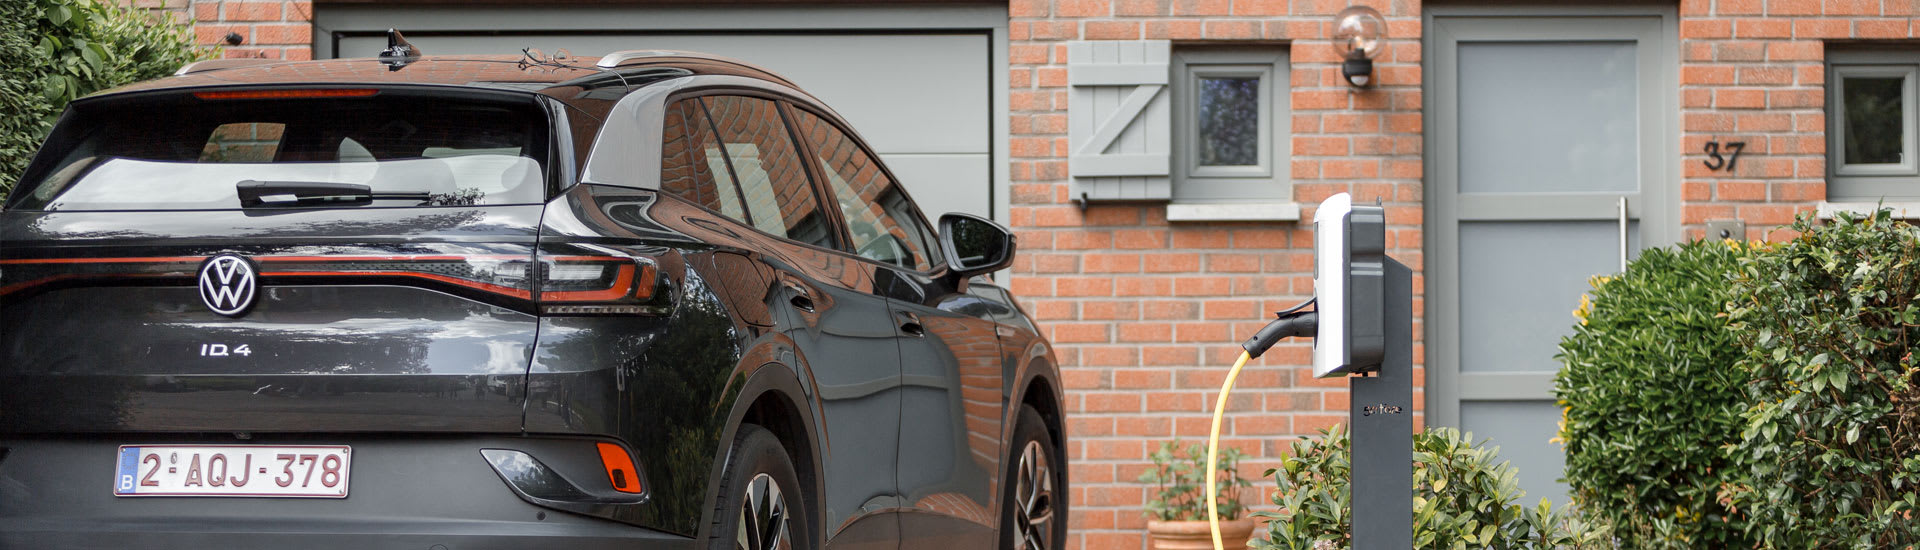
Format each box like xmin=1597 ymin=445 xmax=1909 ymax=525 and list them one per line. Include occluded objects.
xmin=1138 ymin=440 xmax=1254 ymax=521
xmin=1727 ymin=210 xmax=1920 ymax=548
xmin=1552 ymin=240 xmax=1756 ymax=548
xmin=1255 ymin=425 xmax=1603 ymax=550
xmin=2 ymin=0 xmax=210 ymax=192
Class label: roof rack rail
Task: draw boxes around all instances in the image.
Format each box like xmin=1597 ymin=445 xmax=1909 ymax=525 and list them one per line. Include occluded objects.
xmin=594 ymin=49 xmax=798 ymax=86
xmin=174 ymin=58 xmax=279 ymax=76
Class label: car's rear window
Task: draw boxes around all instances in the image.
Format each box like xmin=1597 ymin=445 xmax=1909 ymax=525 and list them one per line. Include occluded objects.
xmin=10 ymin=91 xmax=550 ymax=211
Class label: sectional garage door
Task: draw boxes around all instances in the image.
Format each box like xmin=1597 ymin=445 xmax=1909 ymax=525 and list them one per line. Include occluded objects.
xmin=314 ymin=4 xmax=1006 ymax=221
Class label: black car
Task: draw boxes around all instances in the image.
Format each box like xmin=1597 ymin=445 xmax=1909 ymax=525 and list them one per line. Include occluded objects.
xmin=0 ymin=42 xmax=1066 ymax=550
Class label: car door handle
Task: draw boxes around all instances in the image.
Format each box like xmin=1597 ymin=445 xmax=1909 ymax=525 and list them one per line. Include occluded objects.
xmin=783 ymin=283 xmax=815 ymax=312
xmin=896 ymin=311 xmax=924 ymax=337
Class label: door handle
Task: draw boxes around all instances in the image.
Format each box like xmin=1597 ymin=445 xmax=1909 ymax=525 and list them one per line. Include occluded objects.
xmin=783 ymin=283 xmax=815 ymax=312
xmin=896 ymin=311 xmax=924 ymax=337
xmin=1617 ymin=196 xmax=1629 ymax=272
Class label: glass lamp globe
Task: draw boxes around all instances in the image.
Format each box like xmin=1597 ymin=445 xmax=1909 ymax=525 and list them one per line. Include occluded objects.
xmin=1333 ymin=5 xmax=1387 ymax=60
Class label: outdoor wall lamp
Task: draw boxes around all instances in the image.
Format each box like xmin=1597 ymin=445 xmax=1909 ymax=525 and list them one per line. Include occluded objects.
xmin=1334 ymin=5 xmax=1386 ymax=87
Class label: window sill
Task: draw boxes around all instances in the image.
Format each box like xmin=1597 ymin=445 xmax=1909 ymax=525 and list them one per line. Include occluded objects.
xmin=1165 ymin=202 xmax=1301 ymax=222
xmin=1816 ymin=201 xmax=1920 ymax=219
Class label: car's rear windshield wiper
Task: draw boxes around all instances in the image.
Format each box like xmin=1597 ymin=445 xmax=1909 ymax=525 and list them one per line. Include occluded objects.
xmin=237 ymin=180 xmax=430 ymax=207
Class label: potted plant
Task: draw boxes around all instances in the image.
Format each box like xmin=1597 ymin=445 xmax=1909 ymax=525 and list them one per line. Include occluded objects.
xmin=1138 ymin=440 xmax=1257 ymax=549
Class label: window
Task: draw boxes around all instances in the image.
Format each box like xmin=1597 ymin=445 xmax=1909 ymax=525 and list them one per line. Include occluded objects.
xmin=1829 ymin=50 xmax=1920 ymax=200
xmin=789 ymin=108 xmax=936 ymax=271
xmin=660 ymin=98 xmax=747 ymax=222
xmin=702 ymin=96 xmax=835 ymax=249
xmin=1171 ymin=48 xmax=1290 ymax=204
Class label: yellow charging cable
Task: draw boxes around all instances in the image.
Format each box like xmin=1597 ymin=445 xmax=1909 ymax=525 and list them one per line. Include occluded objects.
xmin=1205 ymin=350 xmax=1254 ymax=550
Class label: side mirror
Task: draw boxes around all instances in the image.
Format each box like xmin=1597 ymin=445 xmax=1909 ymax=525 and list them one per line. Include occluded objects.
xmin=938 ymin=212 xmax=1015 ymax=277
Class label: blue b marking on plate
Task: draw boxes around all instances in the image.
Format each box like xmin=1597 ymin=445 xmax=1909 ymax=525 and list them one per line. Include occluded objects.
xmin=116 ymin=447 xmax=139 ymax=495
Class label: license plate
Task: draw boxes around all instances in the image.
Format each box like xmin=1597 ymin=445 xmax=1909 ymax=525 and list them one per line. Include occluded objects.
xmin=114 ymin=445 xmax=350 ymax=498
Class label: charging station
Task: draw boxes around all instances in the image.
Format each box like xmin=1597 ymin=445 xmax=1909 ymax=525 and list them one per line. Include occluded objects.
xmin=1206 ymin=192 xmax=1413 ymax=550
xmin=1314 ymin=193 xmax=1413 ymax=550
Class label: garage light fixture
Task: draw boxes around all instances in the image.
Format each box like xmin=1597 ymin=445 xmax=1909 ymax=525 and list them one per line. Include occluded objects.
xmin=1334 ymin=6 xmax=1386 ymax=87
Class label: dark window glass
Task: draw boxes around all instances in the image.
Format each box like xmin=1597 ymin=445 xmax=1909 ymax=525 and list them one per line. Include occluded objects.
xmin=660 ymin=98 xmax=747 ymax=222
xmin=15 ymin=94 xmax=547 ymax=211
xmin=1844 ymin=76 xmax=1905 ymax=165
xmin=789 ymin=109 xmax=933 ymax=271
xmin=1198 ymin=76 xmax=1260 ymax=166
xmin=703 ymin=96 xmax=835 ymax=249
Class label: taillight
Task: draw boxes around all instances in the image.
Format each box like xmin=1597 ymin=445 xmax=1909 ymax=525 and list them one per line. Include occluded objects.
xmin=536 ymin=256 xmax=667 ymax=316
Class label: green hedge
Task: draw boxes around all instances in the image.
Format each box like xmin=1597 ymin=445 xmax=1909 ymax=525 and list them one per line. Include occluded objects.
xmin=1728 ymin=211 xmax=1920 ymax=548
xmin=1255 ymin=425 xmax=1602 ymax=550
xmin=2 ymin=0 xmax=209 ymax=193
xmin=1552 ymin=240 xmax=1756 ymax=548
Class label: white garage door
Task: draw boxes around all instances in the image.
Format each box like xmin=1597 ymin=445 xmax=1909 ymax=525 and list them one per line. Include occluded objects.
xmin=315 ymin=4 xmax=1006 ymax=221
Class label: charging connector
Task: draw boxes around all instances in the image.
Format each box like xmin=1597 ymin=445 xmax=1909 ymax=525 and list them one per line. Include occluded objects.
xmin=1208 ymin=300 xmax=1318 ymax=550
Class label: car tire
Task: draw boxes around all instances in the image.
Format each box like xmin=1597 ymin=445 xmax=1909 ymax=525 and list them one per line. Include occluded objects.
xmin=1000 ymin=405 xmax=1065 ymax=550
xmin=710 ymin=424 xmax=810 ymax=550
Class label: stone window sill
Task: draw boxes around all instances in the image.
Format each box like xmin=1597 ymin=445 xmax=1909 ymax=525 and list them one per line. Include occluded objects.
xmin=1165 ymin=202 xmax=1301 ymax=222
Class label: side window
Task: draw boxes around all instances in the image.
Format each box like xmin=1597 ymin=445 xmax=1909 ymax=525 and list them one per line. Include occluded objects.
xmin=703 ymin=96 xmax=836 ymax=249
xmin=660 ymin=98 xmax=747 ymax=222
xmin=789 ymin=108 xmax=935 ymax=272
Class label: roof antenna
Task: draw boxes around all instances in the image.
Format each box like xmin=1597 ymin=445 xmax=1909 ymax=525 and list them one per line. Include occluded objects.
xmin=378 ymin=29 xmax=422 ymax=71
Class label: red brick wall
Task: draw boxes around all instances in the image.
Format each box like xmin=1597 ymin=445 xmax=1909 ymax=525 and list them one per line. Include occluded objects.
xmin=1678 ymin=0 xmax=1917 ymax=241
xmin=188 ymin=0 xmax=313 ymax=60
xmin=1007 ymin=1 xmax=1423 ymax=548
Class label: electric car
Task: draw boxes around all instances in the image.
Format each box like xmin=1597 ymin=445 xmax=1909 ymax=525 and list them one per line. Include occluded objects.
xmin=0 ymin=43 xmax=1066 ymax=550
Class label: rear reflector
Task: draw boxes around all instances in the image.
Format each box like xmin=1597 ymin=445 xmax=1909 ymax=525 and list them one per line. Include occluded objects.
xmin=596 ymin=442 xmax=643 ymax=494
xmin=193 ymin=89 xmax=380 ymax=100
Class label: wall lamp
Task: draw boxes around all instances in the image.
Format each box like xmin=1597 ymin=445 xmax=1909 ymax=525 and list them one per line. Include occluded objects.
xmin=1334 ymin=6 xmax=1386 ymax=87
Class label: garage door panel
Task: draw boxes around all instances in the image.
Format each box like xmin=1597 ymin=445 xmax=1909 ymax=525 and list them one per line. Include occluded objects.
xmin=335 ymin=33 xmax=988 ymax=156
xmin=880 ymin=155 xmax=991 ymax=219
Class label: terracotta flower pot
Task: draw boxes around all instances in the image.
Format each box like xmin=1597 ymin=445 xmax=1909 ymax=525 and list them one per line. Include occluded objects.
xmin=1146 ymin=518 xmax=1256 ymax=550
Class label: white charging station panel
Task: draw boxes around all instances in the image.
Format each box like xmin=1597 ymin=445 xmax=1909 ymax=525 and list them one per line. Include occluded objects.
xmin=1313 ymin=193 xmax=1387 ymax=377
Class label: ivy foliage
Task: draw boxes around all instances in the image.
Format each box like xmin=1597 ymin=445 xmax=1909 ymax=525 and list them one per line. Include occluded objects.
xmin=1727 ymin=210 xmax=1920 ymax=548
xmin=1138 ymin=440 xmax=1254 ymax=521
xmin=1255 ymin=425 xmax=1604 ymax=550
xmin=1552 ymin=240 xmax=1757 ymax=548
xmin=2 ymin=0 xmax=210 ymax=193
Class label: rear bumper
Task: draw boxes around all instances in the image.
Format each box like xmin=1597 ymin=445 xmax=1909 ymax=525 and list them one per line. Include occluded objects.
xmin=2 ymin=517 xmax=698 ymax=550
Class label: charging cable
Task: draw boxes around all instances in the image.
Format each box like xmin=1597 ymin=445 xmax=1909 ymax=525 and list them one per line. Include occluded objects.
xmin=1207 ymin=300 xmax=1317 ymax=550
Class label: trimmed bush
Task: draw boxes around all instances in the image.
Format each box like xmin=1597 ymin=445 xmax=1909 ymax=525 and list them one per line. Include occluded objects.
xmin=1552 ymin=240 xmax=1756 ymax=548
xmin=2 ymin=0 xmax=209 ymax=192
xmin=1727 ymin=210 xmax=1920 ymax=548
xmin=1255 ymin=425 xmax=1602 ymax=550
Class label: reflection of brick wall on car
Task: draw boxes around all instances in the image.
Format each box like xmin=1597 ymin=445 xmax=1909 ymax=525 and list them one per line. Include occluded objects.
xmin=922 ymin=316 xmax=1007 ymax=475
xmin=202 ymin=122 xmax=285 ymax=162
xmin=704 ymin=97 xmax=817 ymax=237
xmin=791 ymin=110 xmax=927 ymax=268
xmin=659 ymin=100 xmax=730 ymax=213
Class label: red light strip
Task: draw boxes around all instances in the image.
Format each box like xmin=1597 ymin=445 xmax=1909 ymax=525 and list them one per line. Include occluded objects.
xmin=264 ymin=271 xmax=532 ymax=300
xmin=192 ymin=89 xmax=380 ymax=100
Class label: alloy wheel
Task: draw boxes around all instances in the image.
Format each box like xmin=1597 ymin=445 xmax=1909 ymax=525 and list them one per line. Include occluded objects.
xmin=1013 ymin=440 xmax=1055 ymax=550
xmin=736 ymin=472 xmax=792 ymax=550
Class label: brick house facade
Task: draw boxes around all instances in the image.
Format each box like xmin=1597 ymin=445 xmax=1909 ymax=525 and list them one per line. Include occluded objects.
xmin=125 ymin=1 xmax=1920 ymax=548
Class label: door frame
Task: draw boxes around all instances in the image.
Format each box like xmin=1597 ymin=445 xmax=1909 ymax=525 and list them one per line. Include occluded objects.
xmin=1422 ymin=3 xmax=1681 ymax=428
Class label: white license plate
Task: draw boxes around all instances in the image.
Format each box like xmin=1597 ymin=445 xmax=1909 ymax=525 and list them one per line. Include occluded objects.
xmin=114 ymin=445 xmax=350 ymax=498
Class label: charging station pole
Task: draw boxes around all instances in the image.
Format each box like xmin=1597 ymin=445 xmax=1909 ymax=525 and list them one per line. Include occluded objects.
xmin=1349 ymin=257 xmax=1412 ymax=550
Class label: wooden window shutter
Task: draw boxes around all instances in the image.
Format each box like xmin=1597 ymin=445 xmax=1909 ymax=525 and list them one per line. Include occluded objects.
xmin=1068 ymin=40 xmax=1172 ymax=202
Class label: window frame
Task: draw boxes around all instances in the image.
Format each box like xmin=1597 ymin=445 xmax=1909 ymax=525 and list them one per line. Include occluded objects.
xmin=780 ymin=100 xmax=948 ymax=274
xmin=1170 ymin=48 xmax=1290 ymax=204
xmin=1828 ymin=50 xmax=1920 ymax=200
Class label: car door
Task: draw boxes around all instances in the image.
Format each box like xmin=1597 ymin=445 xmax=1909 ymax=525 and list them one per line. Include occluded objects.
xmin=671 ymin=94 xmax=905 ymax=550
xmin=786 ymin=105 xmax=1005 ymax=549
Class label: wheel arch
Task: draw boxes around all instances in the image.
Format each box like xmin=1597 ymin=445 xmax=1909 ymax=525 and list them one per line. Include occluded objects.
xmin=707 ymin=360 xmax=823 ymax=547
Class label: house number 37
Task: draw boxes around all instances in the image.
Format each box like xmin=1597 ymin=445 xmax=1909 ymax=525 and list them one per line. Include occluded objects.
xmin=1703 ymin=141 xmax=1747 ymax=172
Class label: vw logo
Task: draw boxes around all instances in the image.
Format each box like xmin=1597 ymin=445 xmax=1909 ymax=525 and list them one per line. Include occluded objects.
xmin=198 ymin=254 xmax=258 ymax=317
